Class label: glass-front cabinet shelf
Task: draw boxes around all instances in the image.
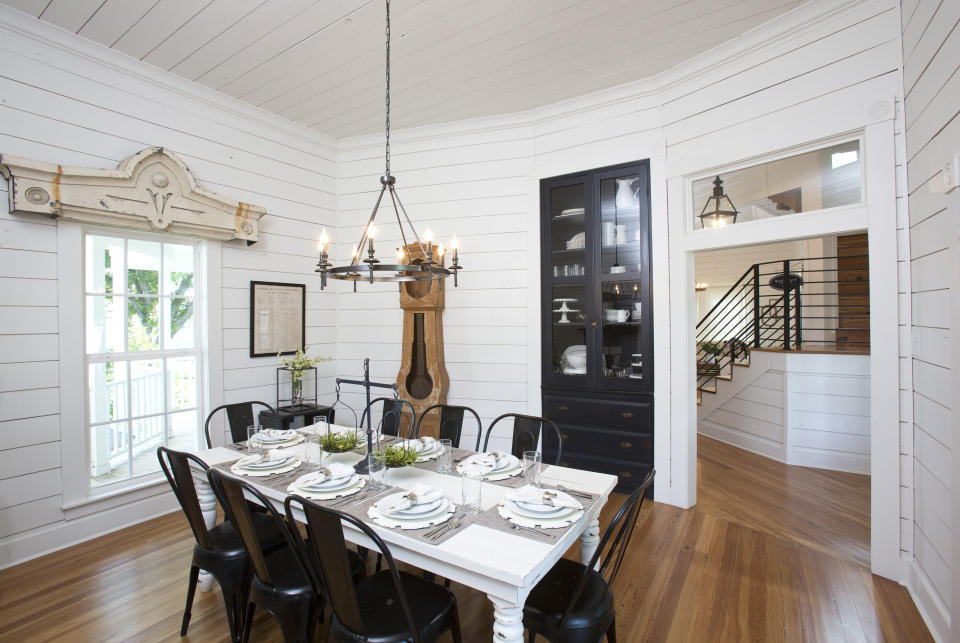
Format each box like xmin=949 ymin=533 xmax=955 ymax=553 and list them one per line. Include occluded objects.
xmin=540 ymin=161 xmax=652 ymax=392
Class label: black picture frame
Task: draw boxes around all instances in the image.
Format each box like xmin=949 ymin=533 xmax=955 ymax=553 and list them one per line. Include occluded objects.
xmin=249 ymin=280 xmax=306 ymax=358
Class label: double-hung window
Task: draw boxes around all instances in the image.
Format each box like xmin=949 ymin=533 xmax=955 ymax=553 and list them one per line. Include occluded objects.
xmin=84 ymin=232 xmax=202 ymax=488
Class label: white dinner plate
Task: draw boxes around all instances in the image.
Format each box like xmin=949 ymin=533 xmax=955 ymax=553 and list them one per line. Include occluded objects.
xmin=240 ymin=456 xmax=294 ymax=471
xmin=296 ymin=474 xmax=357 ymax=492
xmin=513 ymin=500 xmax=569 ymax=515
xmin=376 ymin=494 xmax=449 ymax=519
xmin=387 ymin=497 xmax=444 ymax=517
xmin=384 ymin=499 xmax=450 ymax=522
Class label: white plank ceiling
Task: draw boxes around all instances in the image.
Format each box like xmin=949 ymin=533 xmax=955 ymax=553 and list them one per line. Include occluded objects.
xmin=3 ymin=0 xmax=804 ymax=138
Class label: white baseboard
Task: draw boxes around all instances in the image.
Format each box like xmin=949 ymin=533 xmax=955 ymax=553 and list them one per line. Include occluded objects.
xmin=0 ymin=493 xmax=179 ymax=570
xmin=787 ymin=446 xmax=870 ymax=475
xmin=698 ymin=420 xmax=786 ymax=462
xmin=904 ymin=557 xmax=950 ymax=643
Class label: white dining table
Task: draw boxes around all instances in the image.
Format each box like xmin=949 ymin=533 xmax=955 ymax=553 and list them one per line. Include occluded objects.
xmin=190 ymin=440 xmax=617 ymax=643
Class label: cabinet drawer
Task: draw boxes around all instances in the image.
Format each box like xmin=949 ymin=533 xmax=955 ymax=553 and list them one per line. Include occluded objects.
xmin=554 ymin=425 xmax=651 ymax=462
xmin=543 ymin=393 xmax=652 ymax=434
xmin=552 ymin=452 xmax=653 ymax=493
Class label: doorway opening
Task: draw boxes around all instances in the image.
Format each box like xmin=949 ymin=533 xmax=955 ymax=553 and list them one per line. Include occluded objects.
xmin=692 ymin=233 xmax=872 ymax=566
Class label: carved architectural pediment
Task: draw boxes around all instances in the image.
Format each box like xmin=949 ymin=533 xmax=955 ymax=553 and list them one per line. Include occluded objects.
xmin=0 ymin=147 xmax=265 ymax=242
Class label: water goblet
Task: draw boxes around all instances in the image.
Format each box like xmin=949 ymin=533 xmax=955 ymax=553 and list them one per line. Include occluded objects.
xmin=523 ymin=450 xmax=542 ymax=488
xmin=368 ymin=451 xmax=387 ymax=491
xmin=246 ymin=424 xmax=262 ymax=455
xmin=461 ymin=465 xmax=483 ymax=515
xmin=437 ymin=439 xmax=453 ymax=474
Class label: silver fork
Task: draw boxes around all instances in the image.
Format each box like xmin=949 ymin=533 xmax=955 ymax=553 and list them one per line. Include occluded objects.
xmin=541 ymin=480 xmax=592 ymax=499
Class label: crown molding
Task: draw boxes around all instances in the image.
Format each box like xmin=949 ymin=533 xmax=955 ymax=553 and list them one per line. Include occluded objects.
xmin=0 ymin=4 xmax=337 ymax=153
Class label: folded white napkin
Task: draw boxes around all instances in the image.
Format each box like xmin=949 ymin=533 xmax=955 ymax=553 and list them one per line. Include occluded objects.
xmin=382 ymin=483 xmax=443 ymax=513
xmin=507 ymin=485 xmax=580 ymax=509
xmin=294 ymin=463 xmax=355 ymax=489
xmin=463 ymin=450 xmax=510 ymax=471
xmin=410 ymin=436 xmax=437 ymax=452
xmin=236 ymin=449 xmax=286 ymax=467
xmin=255 ymin=428 xmax=297 ymax=442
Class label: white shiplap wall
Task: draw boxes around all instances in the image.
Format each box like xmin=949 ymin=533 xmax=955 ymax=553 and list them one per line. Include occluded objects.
xmin=0 ymin=10 xmax=337 ymax=566
xmin=900 ymin=0 xmax=957 ymax=637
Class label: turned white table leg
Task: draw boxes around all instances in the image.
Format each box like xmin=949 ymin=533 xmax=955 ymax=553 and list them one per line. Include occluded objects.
xmin=580 ymin=515 xmax=601 ymax=568
xmin=488 ymin=594 xmax=525 ymax=643
xmin=194 ymin=475 xmax=218 ymax=592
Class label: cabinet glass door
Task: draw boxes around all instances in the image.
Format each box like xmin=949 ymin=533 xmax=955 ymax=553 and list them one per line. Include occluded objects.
xmin=600 ymin=280 xmax=644 ymax=382
xmin=546 ymin=179 xmax=592 ymax=383
xmin=599 ymin=173 xmax=643 ymax=277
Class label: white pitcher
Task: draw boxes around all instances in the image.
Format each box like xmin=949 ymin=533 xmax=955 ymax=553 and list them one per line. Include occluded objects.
xmin=615 ymin=177 xmax=639 ymax=209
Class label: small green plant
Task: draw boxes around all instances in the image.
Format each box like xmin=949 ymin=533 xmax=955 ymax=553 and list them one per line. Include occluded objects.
xmin=279 ymin=346 xmax=331 ymax=386
xmin=317 ymin=432 xmax=361 ymax=453
xmin=384 ymin=445 xmax=418 ymax=467
xmin=699 ymin=341 xmax=725 ymax=356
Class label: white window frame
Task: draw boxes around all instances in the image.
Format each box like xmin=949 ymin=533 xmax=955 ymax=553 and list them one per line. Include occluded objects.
xmin=58 ymin=222 xmax=222 ymax=515
xmin=686 ymin=133 xmax=867 ymax=234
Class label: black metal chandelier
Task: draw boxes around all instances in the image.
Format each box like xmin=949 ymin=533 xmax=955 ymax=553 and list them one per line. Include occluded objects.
xmin=698 ymin=175 xmax=739 ymax=228
xmin=315 ymin=0 xmax=461 ymax=290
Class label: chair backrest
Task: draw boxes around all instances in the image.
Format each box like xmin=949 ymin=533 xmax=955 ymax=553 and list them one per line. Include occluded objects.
xmin=561 ymin=469 xmax=655 ymax=624
xmin=413 ymin=404 xmax=482 ymax=451
xmin=482 ymin=413 xmax=564 ymax=464
xmin=157 ymin=446 xmax=213 ymax=550
xmin=285 ymin=495 xmax=422 ymax=642
xmin=206 ymin=468 xmax=308 ymax=588
xmin=204 ymin=401 xmax=279 ymax=448
xmin=359 ymin=397 xmax=416 ymax=438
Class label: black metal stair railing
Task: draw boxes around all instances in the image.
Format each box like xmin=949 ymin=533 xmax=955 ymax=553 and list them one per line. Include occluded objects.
xmin=696 ymin=255 xmax=869 ymax=390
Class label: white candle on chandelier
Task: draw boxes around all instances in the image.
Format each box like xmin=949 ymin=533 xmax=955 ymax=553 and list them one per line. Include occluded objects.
xmin=366 ymin=223 xmax=376 ymax=255
xmin=396 ymin=247 xmax=405 ymax=263
xmin=351 ymin=244 xmax=359 ymax=262
xmin=318 ymin=228 xmax=328 ymax=254
xmin=423 ymin=227 xmax=433 ymax=259
xmin=437 ymin=245 xmax=445 ymax=260
xmin=451 ymin=236 xmax=459 ymax=262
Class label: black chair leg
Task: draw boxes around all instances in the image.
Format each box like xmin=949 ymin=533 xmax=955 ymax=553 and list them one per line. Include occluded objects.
xmin=450 ymin=601 xmax=463 ymax=643
xmin=607 ymin=615 xmax=617 ymax=643
xmin=275 ymin=599 xmax=318 ymax=643
xmin=241 ymin=601 xmax=256 ymax=643
xmin=180 ymin=565 xmax=200 ymax=636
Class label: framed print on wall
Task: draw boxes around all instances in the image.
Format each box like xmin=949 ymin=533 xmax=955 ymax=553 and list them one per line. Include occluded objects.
xmin=249 ymin=281 xmax=306 ymax=357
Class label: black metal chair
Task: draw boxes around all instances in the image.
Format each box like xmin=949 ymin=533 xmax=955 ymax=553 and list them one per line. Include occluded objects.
xmin=359 ymin=397 xmax=417 ymax=439
xmin=522 ymin=469 xmax=655 ymax=643
xmin=413 ymin=403 xmax=482 ymax=451
xmin=157 ymin=447 xmax=286 ymax=643
xmin=482 ymin=413 xmax=564 ymax=464
xmin=204 ymin=401 xmax=279 ymax=448
xmin=207 ymin=469 xmax=364 ymax=643
xmin=285 ymin=495 xmax=463 ymax=643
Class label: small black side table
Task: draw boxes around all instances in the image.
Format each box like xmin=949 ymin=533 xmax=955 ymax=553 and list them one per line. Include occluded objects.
xmin=260 ymin=403 xmax=334 ymax=430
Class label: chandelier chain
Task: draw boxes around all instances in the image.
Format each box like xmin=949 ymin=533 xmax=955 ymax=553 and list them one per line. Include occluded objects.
xmin=384 ymin=0 xmax=391 ymax=176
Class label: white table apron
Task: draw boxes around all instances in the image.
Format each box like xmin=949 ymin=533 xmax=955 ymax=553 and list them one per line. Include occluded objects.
xmin=189 ymin=444 xmax=616 ymax=643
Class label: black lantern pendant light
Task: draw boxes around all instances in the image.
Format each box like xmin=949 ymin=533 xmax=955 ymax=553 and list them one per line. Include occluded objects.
xmin=698 ymin=175 xmax=739 ymax=228
xmin=316 ymin=0 xmax=461 ymax=290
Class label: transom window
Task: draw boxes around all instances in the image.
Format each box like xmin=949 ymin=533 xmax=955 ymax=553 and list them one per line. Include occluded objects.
xmin=84 ymin=232 xmax=202 ymax=487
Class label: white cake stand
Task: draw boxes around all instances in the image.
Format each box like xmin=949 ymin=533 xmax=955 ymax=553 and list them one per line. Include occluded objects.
xmin=552 ymin=298 xmax=580 ymax=324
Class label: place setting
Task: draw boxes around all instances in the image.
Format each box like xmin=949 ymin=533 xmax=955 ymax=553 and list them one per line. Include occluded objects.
xmin=286 ymin=462 xmax=365 ymax=500
xmin=249 ymin=426 xmax=304 ymax=450
xmin=496 ymin=485 xmax=584 ymax=541
xmin=366 ymin=483 xmax=464 ymax=543
xmin=455 ymin=449 xmax=524 ymax=484
xmin=228 ymin=448 xmax=302 ymax=478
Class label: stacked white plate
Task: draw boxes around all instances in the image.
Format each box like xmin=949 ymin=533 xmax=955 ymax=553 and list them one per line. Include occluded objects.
xmin=456 ymin=451 xmax=523 ymax=481
xmin=406 ymin=437 xmax=442 ymax=462
xmin=230 ymin=453 xmax=301 ymax=477
xmin=499 ymin=488 xmax=584 ymax=528
xmin=287 ymin=470 xmax=365 ymax=500
xmin=250 ymin=428 xmax=303 ymax=449
xmin=367 ymin=490 xmax=454 ymax=530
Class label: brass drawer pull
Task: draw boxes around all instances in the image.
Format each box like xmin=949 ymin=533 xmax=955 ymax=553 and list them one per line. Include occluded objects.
xmin=591 ymin=321 xmax=598 ymax=327
xmin=620 ymin=471 xmax=632 ymax=478
xmin=620 ymin=441 xmax=632 ymax=449
xmin=556 ymin=405 xmax=568 ymax=412
xmin=560 ymin=461 xmax=569 ymax=467
xmin=621 ymin=411 xmax=634 ymax=419
xmin=560 ymin=433 xmax=569 ymax=441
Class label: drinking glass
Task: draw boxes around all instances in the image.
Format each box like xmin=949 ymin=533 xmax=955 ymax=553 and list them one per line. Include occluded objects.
xmin=368 ymin=451 xmax=386 ymax=491
xmin=246 ymin=424 xmax=262 ymax=454
xmin=461 ymin=465 xmax=483 ymax=514
xmin=312 ymin=416 xmax=330 ymax=438
xmin=437 ymin=439 xmax=453 ymax=474
xmin=523 ymin=450 xmax=542 ymax=487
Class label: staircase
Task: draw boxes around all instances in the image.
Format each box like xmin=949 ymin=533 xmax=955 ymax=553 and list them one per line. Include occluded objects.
xmin=696 ymin=254 xmax=869 ymax=404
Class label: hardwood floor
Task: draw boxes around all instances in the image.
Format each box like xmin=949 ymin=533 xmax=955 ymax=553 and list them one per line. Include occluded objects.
xmin=0 ymin=437 xmax=931 ymax=642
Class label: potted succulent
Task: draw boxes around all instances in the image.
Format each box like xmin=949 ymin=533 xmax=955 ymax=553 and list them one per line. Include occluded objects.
xmin=279 ymin=346 xmax=330 ymax=406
